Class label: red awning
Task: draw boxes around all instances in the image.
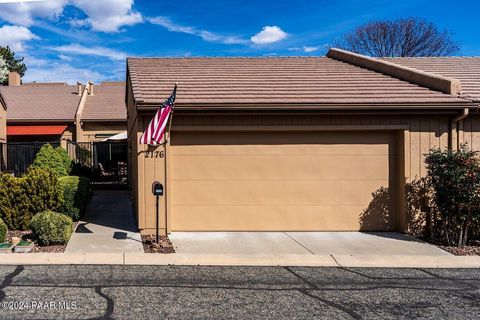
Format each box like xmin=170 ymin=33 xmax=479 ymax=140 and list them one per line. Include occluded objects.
xmin=7 ymin=125 xmax=68 ymax=136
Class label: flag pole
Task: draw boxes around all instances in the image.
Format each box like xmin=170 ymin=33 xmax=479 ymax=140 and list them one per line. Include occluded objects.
xmin=163 ymin=82 xmax=177 ymax=237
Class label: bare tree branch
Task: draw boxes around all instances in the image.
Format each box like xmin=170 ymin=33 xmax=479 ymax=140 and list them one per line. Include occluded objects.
xmin=334 ymin=18 xmax=460 ymax=57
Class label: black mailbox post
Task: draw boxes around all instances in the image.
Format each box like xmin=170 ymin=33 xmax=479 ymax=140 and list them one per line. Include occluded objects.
xmin=152 ymin=181 xmax=164 ymax=243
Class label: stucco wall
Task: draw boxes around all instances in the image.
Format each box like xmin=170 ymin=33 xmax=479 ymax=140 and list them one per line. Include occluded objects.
xmin=79 ymin=122 xmax=127 ymax=142
xmin=0 ymin=104 xmax=6 ymax=143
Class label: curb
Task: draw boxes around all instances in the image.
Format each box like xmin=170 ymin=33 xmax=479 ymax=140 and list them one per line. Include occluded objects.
xmin=0 ymin=253 xmax=480 ymax=268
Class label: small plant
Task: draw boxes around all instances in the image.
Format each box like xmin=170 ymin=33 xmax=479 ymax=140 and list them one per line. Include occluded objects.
xmin=31 ymin=144 xmax=68 ymax=176
xmin=55 ymin=146 xmax=73 ymax=175
xmin=0 ymin=218 xmax=7 ymax=243
xmin=30 ymin=211 xmax=73 ymax=246
xmin=425 ymin=145 xmax=480 ymax=247
xmin=59 ymin=176 xmax=91 ymax=220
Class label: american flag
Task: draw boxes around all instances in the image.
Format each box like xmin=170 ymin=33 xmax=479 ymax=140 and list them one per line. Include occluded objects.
xmin=139 ymin=84 xmax=177 ymax=145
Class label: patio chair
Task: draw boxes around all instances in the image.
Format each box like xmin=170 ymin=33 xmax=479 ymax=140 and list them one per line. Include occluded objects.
xmin=98 ymin=162 xmax=116 ymax=182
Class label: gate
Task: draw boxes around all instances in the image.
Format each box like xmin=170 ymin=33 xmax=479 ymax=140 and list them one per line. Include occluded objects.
xmin=68 ymin=141 xmax=128 ymax=185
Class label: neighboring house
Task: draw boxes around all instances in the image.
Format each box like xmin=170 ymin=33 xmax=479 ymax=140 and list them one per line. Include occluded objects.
xmin=77 ymin=82 xmax=127 ymax=142
xmin=126 ymin=49 xmax=479 ymax=235
xmin=0 ymin=75 xmax=127 ymax=143
xmin=0 ymin=79 xmax=79 ymax=142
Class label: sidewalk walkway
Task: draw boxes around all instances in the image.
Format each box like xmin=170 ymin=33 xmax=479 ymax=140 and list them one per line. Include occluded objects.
xmin=65 ymin=190 xmax=143 ymax=253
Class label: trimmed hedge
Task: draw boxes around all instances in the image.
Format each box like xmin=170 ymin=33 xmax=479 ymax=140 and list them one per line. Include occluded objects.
xmin=0 ymin=168 xmax=63 ymax=230
xmin=30 ymin=211 xmax=73 ymax=246
xmin=59 ymin=176 xmax=91 ymax=221
xmin=55 ymin=146 xmax=73 ymax=175
xmin=0 ymin=218 xmax=7 ymax=243
xmin=31 ymin=144 xmax=70 ymax=177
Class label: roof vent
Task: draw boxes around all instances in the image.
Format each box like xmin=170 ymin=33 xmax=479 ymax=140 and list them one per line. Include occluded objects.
xmin=77 ymin=81 xmax=83 ymax=96
xmin=88 ymin=81 xmax=94 ymax=96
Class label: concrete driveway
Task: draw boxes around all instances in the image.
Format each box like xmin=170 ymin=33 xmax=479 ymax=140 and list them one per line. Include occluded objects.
xmin=169 ymin=232 xmax=450 ymax=256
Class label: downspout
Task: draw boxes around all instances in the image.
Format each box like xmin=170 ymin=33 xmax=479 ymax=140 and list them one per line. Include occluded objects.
xmin=449 ymin=108 xmax=469 ymax=150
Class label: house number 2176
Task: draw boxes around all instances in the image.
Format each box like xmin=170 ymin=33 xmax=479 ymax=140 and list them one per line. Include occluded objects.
xmin=145 ymin=151 xmax=165 ymax=158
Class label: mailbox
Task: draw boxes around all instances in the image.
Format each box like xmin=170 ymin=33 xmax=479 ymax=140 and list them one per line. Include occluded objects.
xmin=152 ymin=182 xmax=164 ymax=196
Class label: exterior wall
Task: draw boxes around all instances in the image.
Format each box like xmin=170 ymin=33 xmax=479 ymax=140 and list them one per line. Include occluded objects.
xmin=0 ymin=104 xmax=6 ymax=143
xmin=79 ymin=122 xmax=127 ymax=142
xmin=129 ymin=110 xmax=480 ymax=235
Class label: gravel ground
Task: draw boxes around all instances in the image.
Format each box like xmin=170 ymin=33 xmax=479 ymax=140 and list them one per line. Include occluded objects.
xmin=141 ymin=235 xmax=175 ymax=253
xmin=0 ymin=265 xmax=479 ymax=319
xmin=5 ymin=222 xmax=78 ymax=253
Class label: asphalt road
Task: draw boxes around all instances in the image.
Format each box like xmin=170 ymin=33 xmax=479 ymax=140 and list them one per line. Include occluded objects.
xmin=0 ymin=265 xmax=479 ymax=319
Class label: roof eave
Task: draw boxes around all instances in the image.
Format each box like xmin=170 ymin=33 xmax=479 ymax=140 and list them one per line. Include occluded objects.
xmin=136 ymin=102 xmax=475 ymax=112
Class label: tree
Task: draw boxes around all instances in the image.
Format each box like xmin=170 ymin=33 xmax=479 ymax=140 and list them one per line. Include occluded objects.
xmin=0 ymin=56 xmax=7 ymax=84
xmin=0 ymin=46 xmax=27 ymax=85
xmin=335 ymin=18 xmax=460 ymax=57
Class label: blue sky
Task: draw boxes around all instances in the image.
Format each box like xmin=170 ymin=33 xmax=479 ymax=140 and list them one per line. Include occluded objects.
xmin=0 ymin=0 xmax=478 ymax=84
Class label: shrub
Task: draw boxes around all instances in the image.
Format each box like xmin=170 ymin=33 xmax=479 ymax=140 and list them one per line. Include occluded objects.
xmin=30 ymin=211 xmax=73 ymax=246
xmin=425 ymin=145 xmax=480 ymax=247
xmin=0 ymin=168 xmax=62 ymax=230
xmin=0 ymin=173 xmax=29 ymax=230
xmin=31 ymin=144 xmax=68 ymax=176
xmin=23 ymin=168 xmax=63 ymax=217
xmin=59 ymin=176 xmax=91 ymax=220
xmin=55 ymin=146 xmax=73 ymax=175
xmin=0 ymin=218 xmax=7 ymax=243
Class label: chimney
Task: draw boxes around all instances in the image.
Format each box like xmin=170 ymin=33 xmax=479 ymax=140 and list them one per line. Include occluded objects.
xmin=88 ymin=81 xmax=94 ymax=96
xmin=77 ymin=81 xmax=83 ymax=95
xmin=8 ymin=72 xmax=21 ymax=86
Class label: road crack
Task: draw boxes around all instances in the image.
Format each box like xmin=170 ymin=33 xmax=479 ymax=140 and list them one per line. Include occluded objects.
xmin=0 ymin=265 xmax=24 ymax=301
xmin=95 ymin=286 xmax=114 ymax=319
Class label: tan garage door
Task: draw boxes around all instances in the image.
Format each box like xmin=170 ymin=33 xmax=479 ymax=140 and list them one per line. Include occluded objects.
xmin=170 ymin=131 xmax=396 ymax=231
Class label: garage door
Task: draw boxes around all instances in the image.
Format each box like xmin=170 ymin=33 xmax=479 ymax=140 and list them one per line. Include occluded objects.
xmin=170 ymin=131 xmax=396 ymax=231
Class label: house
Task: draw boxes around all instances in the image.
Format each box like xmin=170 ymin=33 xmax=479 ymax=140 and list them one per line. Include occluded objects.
xmin=76 ymin=81 xmax=127 ymax=142
xmin=0 ymin=76 xmax=127 ymax=143
xmin=126 ymin=49 xmax=478 ymax=235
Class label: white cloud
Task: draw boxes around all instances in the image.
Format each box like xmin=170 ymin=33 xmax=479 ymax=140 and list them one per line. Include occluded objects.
xmin=58 ymin=54 xmax=72 ymax=61
xmin=23 ymin=62 xmax=105 ymax=84
xmin=0 ymin=25 xmax=38 ymax=52
xmin=148 ymin=16 xmax=247 ymax=44
xmin=288 ymin=46 xmax=321 ymax=53
xmin=0 ymin=0 xmax=141 ymax=32
xmin=72 ymin=0 xmax=142 ymax=32
xmin=51 ymin=43 xmax=127 ymax=61
xmin=0 ymin=0 xmax=66 ymax=26
xmin=302 ymin=46 xmax=319 ymax=53
xmin=251 ymin=26 xmax=287 ymax=44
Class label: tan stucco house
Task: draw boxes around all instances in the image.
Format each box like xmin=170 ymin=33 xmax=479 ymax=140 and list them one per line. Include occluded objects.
xmin=126 ymin=48 xmax=480 ymax=236
xmin=0 ymin=77 xmax=127 ymax=143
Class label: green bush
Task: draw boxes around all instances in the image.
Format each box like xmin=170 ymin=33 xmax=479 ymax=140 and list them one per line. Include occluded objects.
xmin=31 ymin=144 xmax=68 ymax=176
xmin=0 ymin=173 xmax=30 ymax=230
xmin=30 ymin=211 xmax=73 ymax=246
xmin=0 ymin=218 xmax=7 ymax=243
xmin=0 ymin=168 xmax=63 ymax=230
xmin=55 ymin=146 xmax=73 ymax=175
xmin=59 ymin=176 xmax=91 ymax=220
xmin=425 ymin=145 xmax=480 ymax=247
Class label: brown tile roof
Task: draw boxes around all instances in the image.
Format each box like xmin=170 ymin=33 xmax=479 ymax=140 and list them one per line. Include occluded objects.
xmin=81 ymin=82 xmax=126 ymax=121
xmin=382 ymin=57 xmax=480 ymax=101
xmin=127 ymin=57 xmax=469 ymax=108
xmin=0 ymin=84 xmax=80 ymax=121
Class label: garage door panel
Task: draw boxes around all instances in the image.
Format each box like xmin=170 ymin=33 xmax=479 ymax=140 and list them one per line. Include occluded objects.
xmin=172 ymin=180 xmax=393 ymax=206
xmin=172 ymin=205 xmax=395 ymax=231
xmin=172 ymin=154 xmax=394 ymax=180
xmin=170 ymin=131 xmax=396 ymax=231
